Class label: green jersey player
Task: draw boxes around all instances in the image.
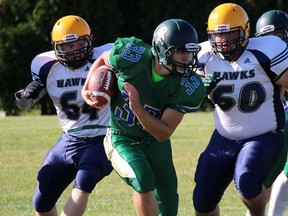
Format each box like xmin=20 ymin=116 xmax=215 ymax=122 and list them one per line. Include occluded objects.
xmin=255 ymin=9 xmax=288 ymax=216
xmin=82 ymin=19 xmax=206 ymax=216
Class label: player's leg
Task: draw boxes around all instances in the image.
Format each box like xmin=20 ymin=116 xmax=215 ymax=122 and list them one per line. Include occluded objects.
xmin=246 ymin=113 xmax=288 ymax=216
xmin=35 ymin=207 xmax=57 ymax=216
xmin=263 ymin=120 xmax=288 ymax=188
xmin=267 ymin=156 xmax=288 ymax=216
xmin=241 ymin=186 xmax=268 ymax=216
xmin=133 ymin=191 xmax=158 ymax=216
xmin=193 ymin=130 xmax=236 ymax=215
xmin=267 ymin=111 xmax=288 ymax=216
xmin=234 ymin=131 xmax=284 ymax=216
xmin=61 ymin=135 xmax=112 ymax=216
xmin=33 ymin=133 xmax=76 ymax=215
xmin=152 ymin=139 xmax=178 ymax=215
xmin=245 ymin=134 xmax=287 ymax=216
xmin=267 ymin=169 xmax=288 ymax=216
xmin=61 ymin=188 xmax=89 ymax=216
xmin=104 ymin=130 xmax=158 ymax=215
xmin=195 ymin=207 xmax=219 ymax=216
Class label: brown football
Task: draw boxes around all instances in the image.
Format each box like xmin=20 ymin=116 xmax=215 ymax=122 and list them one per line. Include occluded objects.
xmin=88 ymin=65 xmax=116 ymax=108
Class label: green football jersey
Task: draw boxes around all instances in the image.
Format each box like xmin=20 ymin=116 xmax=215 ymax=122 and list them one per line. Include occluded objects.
xmin=108 ymin=36 xmax=206 ymax=139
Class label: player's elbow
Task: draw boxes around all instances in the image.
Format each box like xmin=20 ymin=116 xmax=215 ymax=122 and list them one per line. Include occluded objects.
xmin=154 ymin=130 xmax=173 ymax=142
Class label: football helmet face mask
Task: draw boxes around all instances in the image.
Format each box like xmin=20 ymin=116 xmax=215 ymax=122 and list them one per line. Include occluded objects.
xmin=207 ymin=3 xmax=250 ymax=60
xmin=152 ymin=19 xmax=200 ymax=74
xmin=51 ymin=15 xmax=93 ymax=69
xmin=255 ymin=10 xmax=288 ymax=43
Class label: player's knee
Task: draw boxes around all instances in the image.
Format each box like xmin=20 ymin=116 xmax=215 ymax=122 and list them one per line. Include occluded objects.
xmin=192 ymin=185 xmax=219 ymax=213
xmin=237 ymin=172 xmax=262 ymax=199
xmin=75 ymin=170 xmax=99 ymax=193
xmin=75 ymin=163 xmax=113 ymax=193
xmin=33 ymin=188 xmax=56 ymax=212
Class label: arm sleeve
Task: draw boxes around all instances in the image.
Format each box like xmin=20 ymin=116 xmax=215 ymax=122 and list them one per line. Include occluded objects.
xmin=167 ymin=74 xmax=206 ymax=113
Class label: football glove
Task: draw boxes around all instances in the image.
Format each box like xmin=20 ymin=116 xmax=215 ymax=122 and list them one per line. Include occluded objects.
xmin=21 ymin=80 xmax=44 ymax=99
xmin=203 ymin=74 xmax=221 ymax=95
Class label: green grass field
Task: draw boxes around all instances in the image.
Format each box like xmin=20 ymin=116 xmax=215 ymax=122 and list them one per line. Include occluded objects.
xmin=1 ymin=112 xmax=285 ymax=216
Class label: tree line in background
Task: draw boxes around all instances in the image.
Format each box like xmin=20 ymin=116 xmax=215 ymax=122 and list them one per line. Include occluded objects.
xmin=0 ymin=0 xmax=287 ymax=115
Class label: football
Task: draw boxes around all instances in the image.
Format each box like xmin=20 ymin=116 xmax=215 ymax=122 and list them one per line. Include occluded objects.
xmin=88 ymin=65 xmax=116 ymax=108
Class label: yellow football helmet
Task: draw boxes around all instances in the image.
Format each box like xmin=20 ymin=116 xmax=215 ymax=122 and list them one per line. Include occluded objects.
xmin=207 ymin=3 xmax=250 ymax=60
xmin=51 ymin=15 xmax=93 ymax=69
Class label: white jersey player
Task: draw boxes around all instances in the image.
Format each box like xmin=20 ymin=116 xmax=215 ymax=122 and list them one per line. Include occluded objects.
xmin=19 ymin=46 xmax=111 ymax=137
xmin=192 ymin=3 xmax=288 ymax=216
xmin=15 ymin=15 xmax=113 ymax=216
xmin=199 ymin=35 xmax=287 ymax=140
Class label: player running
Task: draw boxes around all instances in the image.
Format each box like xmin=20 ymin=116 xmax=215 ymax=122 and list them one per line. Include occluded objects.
xmin=82 ymin=19 xmax=206 ymax=216
xmin=15 ymin=15 xmax=113 ymax=216
xmin=192 ymin=3 xmax=288 ymax=216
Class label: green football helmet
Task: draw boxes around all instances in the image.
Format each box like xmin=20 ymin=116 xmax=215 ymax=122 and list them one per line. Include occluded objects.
xmin=255 ymin=10 xmax=288 ymax=42
xmin=152 ymin=19 xmax=200 ymax=74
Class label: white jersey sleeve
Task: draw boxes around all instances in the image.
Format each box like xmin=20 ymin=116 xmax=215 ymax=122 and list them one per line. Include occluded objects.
xmin=198 ymin=37 xmax=288 ymax=140
xmin=14 ymin=52 xmax=56 ymax=109
xmin=31 ymin=43 xmax=113 ymax=138
xmin=248 ymin=36 xmax=288 ymax=80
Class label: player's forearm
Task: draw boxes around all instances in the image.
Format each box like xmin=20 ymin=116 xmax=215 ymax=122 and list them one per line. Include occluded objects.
xmin=134 ymin=108 xmax=173 ymax=142
xmin=124 ymin=82 xmax=183 ymax=141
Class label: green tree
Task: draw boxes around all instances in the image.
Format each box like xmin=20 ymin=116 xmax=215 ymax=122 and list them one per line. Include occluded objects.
xmin=0 ymin=0 xmax=287 ymax=115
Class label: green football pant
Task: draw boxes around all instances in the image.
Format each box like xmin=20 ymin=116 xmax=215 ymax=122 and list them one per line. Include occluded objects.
xmin=104 ymin=129 xmax=179 ymax=216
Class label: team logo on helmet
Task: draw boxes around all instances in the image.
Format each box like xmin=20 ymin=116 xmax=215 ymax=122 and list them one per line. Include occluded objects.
xmin=155 ymin=26 xmax=168 ymax=44
xmin=259 ymin=25 xmax=276 ymax=34
xmin=214 ymin=24 xmax=230 ymax=32
xmin=62 ymin=34 xmax=79 ymax=43
xmin=185 ymin=43 xmax=199 ymax=50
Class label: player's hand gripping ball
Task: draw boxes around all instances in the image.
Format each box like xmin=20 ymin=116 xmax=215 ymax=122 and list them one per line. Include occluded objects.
xmin=88 ymin=65 xmax=116 ymax=108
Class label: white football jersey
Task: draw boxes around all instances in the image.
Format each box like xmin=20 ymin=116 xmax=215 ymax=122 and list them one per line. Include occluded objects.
xmin=198 ymin=36 xmax=288 ymax=140
xmin=31 ymin=43 xmax=113 ymax=138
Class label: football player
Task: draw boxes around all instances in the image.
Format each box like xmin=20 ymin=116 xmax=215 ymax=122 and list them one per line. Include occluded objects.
xmin=82 ymin=19 xmax=206 ymax=215
xmin=255 ymin=9 xmax=288 ymax=216
xmin=192 ymin=3 xmax=288 ymax=216
xmin=15 ymin=15 xmax=113 ymax=216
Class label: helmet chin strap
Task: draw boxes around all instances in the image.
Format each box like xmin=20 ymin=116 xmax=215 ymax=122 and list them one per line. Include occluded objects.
xmin=162 ymin=63 xmax=186 ymax=74
xmin=158 ymin=53 xmax=191 ymax=74
xmin=157 ymin=57 xmax=173 ymax=74
xmin=161 ymin=62 xmax=174 ymax=74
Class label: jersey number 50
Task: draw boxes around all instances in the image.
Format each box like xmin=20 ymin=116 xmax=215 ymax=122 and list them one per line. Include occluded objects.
xmin=211 ymin=81 xmax=266 ymax=113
